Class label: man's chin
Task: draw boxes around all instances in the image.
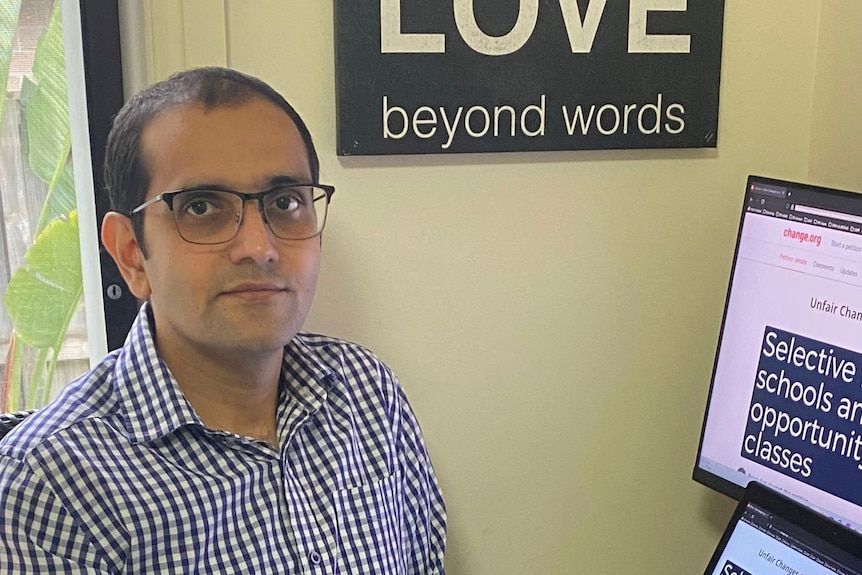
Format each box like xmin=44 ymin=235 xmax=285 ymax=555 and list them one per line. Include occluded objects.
xmin=205 ymin=301 xmax=309 ymax=350
xmin=207 ymin=333 xmax=295 ymax=361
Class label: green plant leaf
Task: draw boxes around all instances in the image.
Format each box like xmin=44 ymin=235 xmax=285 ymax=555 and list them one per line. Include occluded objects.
xmin=0 ymin=0 xmax=23 ymax=124
xmin=4 ymin=211 xmax=82 ymax=349
xmin=26 ymin=2 xmax=71 ymax=195
xmin=37 ymin=160 xmax=76 ymax=233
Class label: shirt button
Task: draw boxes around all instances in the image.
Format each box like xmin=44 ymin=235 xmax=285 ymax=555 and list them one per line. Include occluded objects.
xmin=309 ymin=551 xmax=321 ymax=566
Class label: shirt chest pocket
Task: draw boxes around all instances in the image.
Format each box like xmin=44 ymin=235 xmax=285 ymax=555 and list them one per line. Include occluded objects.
xmin=334 ymin=471 xmax=405 ymax=574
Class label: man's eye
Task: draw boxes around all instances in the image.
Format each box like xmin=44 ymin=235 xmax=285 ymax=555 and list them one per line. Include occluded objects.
xmin=177 ymin=192 xmax=229 ymax=217
xmin=186 ymin=200 xmax=213 ymax=216
xmin=271 ymin=193 xmax=301 ymax=212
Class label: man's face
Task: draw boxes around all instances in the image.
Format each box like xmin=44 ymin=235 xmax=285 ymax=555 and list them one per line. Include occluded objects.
xmin=130 ymin=98 xmax=320 ymax=361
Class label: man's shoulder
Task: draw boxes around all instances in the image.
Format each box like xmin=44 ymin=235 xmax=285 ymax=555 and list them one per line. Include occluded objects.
xmin=289 ymin=333 xmax=405 ymax=410
xmin=0 ymin=352 xmax=123 ymax=461
xmin=294 ymin=331 xmax=381 ymax=354
xmin=294 ymin=332 xmax=394 ymax=374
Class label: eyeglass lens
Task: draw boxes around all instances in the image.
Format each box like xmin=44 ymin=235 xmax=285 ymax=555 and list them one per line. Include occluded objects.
xmin=172 ymin=186 xmax=326 ymax=244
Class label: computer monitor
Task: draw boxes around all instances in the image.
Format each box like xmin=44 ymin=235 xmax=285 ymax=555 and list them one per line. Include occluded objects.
xmin=694 ymin=175 xmax=862 ymax=532
xmin=704 ymin=482 xmax=862 ymax=575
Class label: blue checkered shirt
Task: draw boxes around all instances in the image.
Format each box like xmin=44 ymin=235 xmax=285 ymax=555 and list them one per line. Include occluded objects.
xmin=0 ymin=305 xmax=446 ymax=573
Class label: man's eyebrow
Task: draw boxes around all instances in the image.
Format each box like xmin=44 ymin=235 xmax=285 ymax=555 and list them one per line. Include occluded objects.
xmin=176 ymin=174 xmax=314 ymax=192
xmin=267 ymin=174 xmax=314 ymax=187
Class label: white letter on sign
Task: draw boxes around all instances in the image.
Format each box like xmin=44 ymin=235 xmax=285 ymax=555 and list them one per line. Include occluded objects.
xmin=453 ymin=0 xmax=539 ymax=56
xmin=558 ymin=0 xmax=607 ymax=53
xmin=628 ymin=0 xmax=690 ymax=53
xmin=381 ymin=0 xmax=445 ymax=53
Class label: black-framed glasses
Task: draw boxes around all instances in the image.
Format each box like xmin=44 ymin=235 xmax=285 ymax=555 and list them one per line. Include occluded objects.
xmin=129 ymin=183 xmax=335 ymax=245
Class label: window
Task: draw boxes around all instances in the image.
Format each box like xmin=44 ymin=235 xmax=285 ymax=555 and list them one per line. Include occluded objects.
xmin=0 ymin=0 xmax=89 ymax=411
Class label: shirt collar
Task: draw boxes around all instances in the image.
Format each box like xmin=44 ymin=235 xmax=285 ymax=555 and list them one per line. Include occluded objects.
xmin=112 ymin=303 xmax=338 ymax=444
xmin=281 ymin=336 xmax=337 ymax=413
xmin=112 ymin=303 xmax=202 ymax=443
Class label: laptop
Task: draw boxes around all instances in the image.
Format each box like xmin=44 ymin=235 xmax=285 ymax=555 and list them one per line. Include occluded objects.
xmin=704 ymin=482 xmax=862 ymax=575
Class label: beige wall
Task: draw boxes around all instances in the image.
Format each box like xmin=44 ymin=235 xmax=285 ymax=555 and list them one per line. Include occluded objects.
xmin=809 ymin=2 xmax=862 ymax=192
xmin=141 ymin=1 xmax=860 ymax=572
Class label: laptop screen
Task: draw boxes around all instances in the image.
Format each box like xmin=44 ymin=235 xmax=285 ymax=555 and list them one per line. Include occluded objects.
xmin=694 ymin=175 xmax=862 ymax=531
xmin=705 ymin=483 xmax=862 ymax=575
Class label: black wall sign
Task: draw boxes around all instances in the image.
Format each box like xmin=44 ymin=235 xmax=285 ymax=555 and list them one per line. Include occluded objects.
xmin=334 ymin=0 xmax=725 ymax=156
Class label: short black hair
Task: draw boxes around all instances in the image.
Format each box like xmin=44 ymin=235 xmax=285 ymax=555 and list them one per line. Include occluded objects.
xmin=103 ymin=67 xmax=320 ymax=252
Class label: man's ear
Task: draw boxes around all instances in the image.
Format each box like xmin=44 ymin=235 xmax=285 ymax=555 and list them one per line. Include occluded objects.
xmin=101 ymin=212 xmax=151 ymax=299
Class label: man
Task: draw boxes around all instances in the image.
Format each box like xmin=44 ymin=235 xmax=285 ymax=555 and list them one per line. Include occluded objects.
xmin=0 ymin=67 xmax=446 ymax=573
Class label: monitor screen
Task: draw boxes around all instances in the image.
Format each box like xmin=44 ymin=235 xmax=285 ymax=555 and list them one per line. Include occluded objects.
xmin=694 ymin=175 xmax=862 ymax=533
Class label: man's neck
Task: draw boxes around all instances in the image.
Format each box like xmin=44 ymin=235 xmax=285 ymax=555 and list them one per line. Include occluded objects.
xmin=159 ymin=342 xmax=284 ymax=448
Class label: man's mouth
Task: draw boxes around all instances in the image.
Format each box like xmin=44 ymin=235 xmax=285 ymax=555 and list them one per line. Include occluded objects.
xmin=221 ymin=282 xmax=287 ymax=300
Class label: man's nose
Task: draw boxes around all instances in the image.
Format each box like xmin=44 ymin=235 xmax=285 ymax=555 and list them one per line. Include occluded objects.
xmin=227 ymin=200 xmax=279 ymax=264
